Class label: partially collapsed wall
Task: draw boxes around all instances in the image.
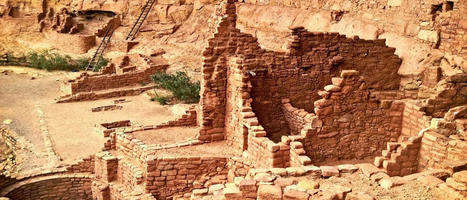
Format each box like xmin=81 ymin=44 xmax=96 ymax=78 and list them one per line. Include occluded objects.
xmin=199 ymin=0 xmax=402 ymax=144
xmin=1 ymin=1 xmax=466 ymax=200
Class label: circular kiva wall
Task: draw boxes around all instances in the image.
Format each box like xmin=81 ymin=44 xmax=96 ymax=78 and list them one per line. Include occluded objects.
xmin=4 ymin=174 xmax=92 ymax=200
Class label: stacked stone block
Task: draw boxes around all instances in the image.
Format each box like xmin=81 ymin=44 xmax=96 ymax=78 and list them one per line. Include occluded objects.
xmin=4 ymin=175 xmax=92 ymax=200
xmin=70 ymin=64 xmax=168 ymax=94
xmin=297 ymin=70 xmax=404 ymax=163
xmin=199 ymin=0 xmax=402 ymax=149
xmin=144 ymin=156 xmax=229 ymax=199
xmin=374 ymin=136 xmax=422 ymax=176
xmin=419 ymin=125 xmax=467 ymax=171
xmin=66 ymin=155 xmax=95 ymax=173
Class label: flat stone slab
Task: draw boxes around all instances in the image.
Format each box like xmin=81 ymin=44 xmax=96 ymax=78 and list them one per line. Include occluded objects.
xmin=446 ymin=177 xmax=467 ymax=191
xmin=320 ymin=166 xmax=340 ymax=177
xmin=346 ymin=192 xmax=374 ymax=200
xmin=453 ymin=171 xmax=467 ymax=184
xmin=417 ymin=175 xmax=444 ymax=187
xmin=337 ymin=164 xmax=359 ymax=173
xmin=356 ymin=163 xmax=384 ymax=177
xmin=257 ymin=185 xmax=282 ymax=200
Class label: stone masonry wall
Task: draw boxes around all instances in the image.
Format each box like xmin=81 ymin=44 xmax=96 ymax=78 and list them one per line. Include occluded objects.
xmin=302 ymin=70 xmax=404 ymax=163
xmin=401 ymin=101 xmax=432 ymax=137
xmin=374 ymin=135 xmax=423 ymax=176
xmin=70 ymin=64 xmax=168 ymax=94
xmin=225 ymin=57 xmax=250 ymax=150
xmin=281 ymin=99 xmax=315 ymax=136
xmin=199 ymin=0 xmax=402 ymax=144
xmin=419 ymin=117 xmax=467 ymax=171
xmin=144 ymin=156 xmax=229 ymax=199
xmin=5 ymin=175 xmax=92 ymax=200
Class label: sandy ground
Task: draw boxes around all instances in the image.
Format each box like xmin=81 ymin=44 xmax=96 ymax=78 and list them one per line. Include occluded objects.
xmin=0 ymin=67 xmax=185 ymax=172
xmin=132 ymin=127 xmax=199 ymax=145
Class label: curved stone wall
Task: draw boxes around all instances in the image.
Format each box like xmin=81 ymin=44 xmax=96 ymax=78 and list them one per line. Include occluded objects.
xmin=3 ymin=174 xmax=92 ymax=200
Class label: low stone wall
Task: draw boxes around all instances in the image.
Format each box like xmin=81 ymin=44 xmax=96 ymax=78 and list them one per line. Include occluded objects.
xmin=281 ymin=100 xmax=314 ymax=135
xmin=145 ymin=156 xmax=229 ymax=199
xmin=419 ymin=129 xmax=467 ymax=171
xmin=374 ymin=135 xmax=423 ymax=176
xmin=247 ymin=133 xmax=290 ymax=168
xmin=57 ymin=85 xmax=155 ymax=103
xmin=66 ymin=155 xmax=95 ymax=173
xmin=277 ymin=71 xmax=405 ymax=164
xmin=227 ymin=156 xmax=253 ymax=181
xmin=3 ymin=174 xmax=92 ymax=200
xmin=70 ymin=65 xmax=167 ymax=94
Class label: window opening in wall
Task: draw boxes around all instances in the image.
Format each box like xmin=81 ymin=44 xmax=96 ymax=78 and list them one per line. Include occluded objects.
xmin=445 ymin=1 xmax=454 ymax=11
xmin=430 ymin=4 xmax=443 ymax=15
xmin=8 ymin=7 xmax=21 ymax=18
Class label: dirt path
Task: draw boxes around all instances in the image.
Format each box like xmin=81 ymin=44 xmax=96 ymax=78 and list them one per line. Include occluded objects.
xmin=0 ymin=67 xmax=184 ymax=172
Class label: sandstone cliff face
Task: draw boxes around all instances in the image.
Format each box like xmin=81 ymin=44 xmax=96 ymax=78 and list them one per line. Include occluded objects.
xmin=236 ymin=0 xmax=466 ymax=78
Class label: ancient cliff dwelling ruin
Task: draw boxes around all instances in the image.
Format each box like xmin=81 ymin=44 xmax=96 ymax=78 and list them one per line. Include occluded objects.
xmin=0 ymin=0 xmax=466 ymax=199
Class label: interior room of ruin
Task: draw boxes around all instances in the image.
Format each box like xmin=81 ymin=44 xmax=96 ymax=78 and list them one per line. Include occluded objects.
xmin=0 ymin=0 xmax=466 ymax=199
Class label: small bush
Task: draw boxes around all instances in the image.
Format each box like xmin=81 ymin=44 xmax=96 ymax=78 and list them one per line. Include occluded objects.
xmin=22 ymin=50 xmax=108 ymax=72
xmin=75 ymin=56 xmax=108 ymax=72
xmin=151 ymin=72 xmax=200 ymax=103
xmin=151 ymin=96 xmax=169 ymax=105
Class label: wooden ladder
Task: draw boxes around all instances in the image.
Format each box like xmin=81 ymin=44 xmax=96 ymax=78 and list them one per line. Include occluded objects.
xmin=86 ymin=24 xmax=114 ymax=71
xmin=126 ymin=0 xmax=156 ymax=41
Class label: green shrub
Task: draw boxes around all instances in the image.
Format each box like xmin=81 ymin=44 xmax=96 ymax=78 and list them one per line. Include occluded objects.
xmin=75 ymin=56 xmax=108 ymax=72
xmin=151 ymin=96 xmax=169 ymax=105
xmin=150 ymin=72 xmax=200 ymax=103
xmin=23 ymin=50 xmax=108 ymax=72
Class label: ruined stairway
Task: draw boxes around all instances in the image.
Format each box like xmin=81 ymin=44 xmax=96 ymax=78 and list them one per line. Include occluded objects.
xmin=374 ymin=136 xmax=422 ymax=177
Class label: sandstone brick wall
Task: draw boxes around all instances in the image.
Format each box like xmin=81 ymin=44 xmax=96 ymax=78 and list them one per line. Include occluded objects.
xmin=117 ymin=157 xmax=144 ymax=192
xmin=225 ymin=59 xmax=250 ymax=150
xmin=434 ymin=1 xmax=467 ymax=58
xmin=419 ymin=127 xmax=467 ymax=171
xmin=94 ymin=153 xmax=118 ymax=183
xmin=66 ymin=155 xmax=95 ymax=173
xmin=281 ymin=99 xmax=315 ymax=136
xmin=70 ymin=64 xmax=167 ymax=94
xmin=144 ymin=156 xmax=229 ymax=199
xmin=96 ymin=120 xmax=131 ymax=151
xmin=247 ymin=133 xmax=291 ymax=168
xmin=401 ymin=101 xmax=432 ymax=137
xmin=115 ymin=132 xmax=148 ymax=165
xmin=288 ymin=27 xmax=402 ymax=90
xmin=4 ymin=175 xmax=92 ymax=200
xmin=301 ymin=71 xmax=404 ymax=163
xmin=374 ymin=136 xmax=422 ymax=176
xmin=227 ymin=156 xmax=252 ymax=181
xmin=199 ymin=0 xmax=402 ymax=144
xmin=58 ymin=85 xmax=154 ymax=103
